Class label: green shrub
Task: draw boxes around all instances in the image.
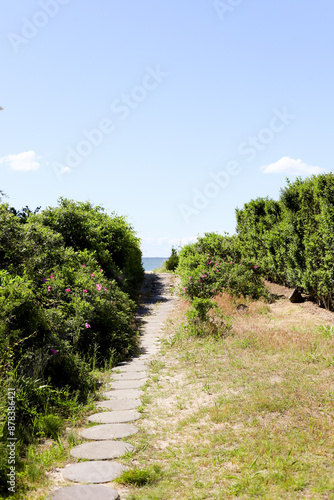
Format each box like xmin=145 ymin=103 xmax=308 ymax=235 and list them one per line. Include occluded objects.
xmin=36 ymin=198 xmax=144 ymax=298
xmin=165 ymin=247 xmax=179 ymax=271
xmin=235 ymin=173 xmax=334 ymax=309
xmin=33 ymin=414 xmax=63 ymax=439
xmin=187 ymin=297 xmax=213 ymax=322
xmin=0 ymin=197 xmax=145 ymax=496
xmin=186 ymin=297 xmax=232 ymax=337
xmin=178 ymin=234 xmax=267 ymax=300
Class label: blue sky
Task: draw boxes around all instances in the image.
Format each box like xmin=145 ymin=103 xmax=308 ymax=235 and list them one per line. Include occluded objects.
xmin=1 ymin=0 xmax=333 ymax=256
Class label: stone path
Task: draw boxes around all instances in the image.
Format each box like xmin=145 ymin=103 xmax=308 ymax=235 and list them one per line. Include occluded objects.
xmin=49 ymin=272 xmax=176 ymax=500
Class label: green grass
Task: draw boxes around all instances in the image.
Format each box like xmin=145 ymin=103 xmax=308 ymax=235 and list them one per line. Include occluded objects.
xmin=115 ymin=464 xmax=162 ymax=486
xmin=117 ymin=294 xmax=334 ymax=499
xmin=0 ymin=367 xmax=114 ymax=499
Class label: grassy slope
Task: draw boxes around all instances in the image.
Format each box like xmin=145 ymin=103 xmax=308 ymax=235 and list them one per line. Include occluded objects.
xmin=117 ymin=292 xmax=334 ymax=499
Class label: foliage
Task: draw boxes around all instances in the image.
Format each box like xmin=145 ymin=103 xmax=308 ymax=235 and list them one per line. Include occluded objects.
xmin=0 ymin=196 xmax=144 ymax=495
xmin=165 ymin=247 xmax=179 ymax=271
xmin=186 ymin=297 xmax=232 ymax=337
xmin=33 ymin=414 xmax=64 ymax=439
xmin=36 ymin=198 xmax=144 ymax=298
xmin=235 ymin=173 xmax=334 ymax=309
xmin=178 ymin=174 xmax=334 ymax=310
xmin=178 ymin=233 xmax=267 ymax=300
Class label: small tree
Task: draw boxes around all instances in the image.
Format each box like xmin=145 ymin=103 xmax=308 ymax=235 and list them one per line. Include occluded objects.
xmin=165 ymin=247 xmax=179 ymax=271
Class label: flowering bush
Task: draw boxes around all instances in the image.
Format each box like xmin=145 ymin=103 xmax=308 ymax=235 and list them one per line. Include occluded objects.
xmin=178 ymin=234 xmax=267 ymax=300
xmin=0 ymin=198 xmax=143 ymax=478
xmin=36 ymin=198 xmax=144 ymax=298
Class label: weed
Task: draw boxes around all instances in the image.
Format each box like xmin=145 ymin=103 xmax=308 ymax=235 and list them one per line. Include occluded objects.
xmin=115 ymin=465 xmax=162 ymax=486
xmin=33 ymin=414 xmax=64 ymax=439
xmin=318 ymin=325 xmax=334 ymax=338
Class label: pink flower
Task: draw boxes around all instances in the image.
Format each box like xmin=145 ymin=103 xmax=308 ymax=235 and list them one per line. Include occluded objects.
xmin=83 ymin=289 xmax=87 ymax=293
xmin=47 ymin=286 xmax=51 ymax=291
xmin=90 ymin=273 xmax=95 ymax=277
xmin=253 ymin=265 xmax=258 ymax=269
xmin=200 ymin=279 xmax=203 ymax=282
xmin=230 ymin=296 xmax=232 ymax=299
xmin=104 ymin=288 xmax=107 ymax=291
xmin=212 ymin=289 xmax=215 ymax=292
xmin=65 ymin=288 xmax=71 ymax=292
xmin=183 ymin=287 xmax=186 ymax=291
xmin=85 ymin=323 xmax=91 ymax=328
xmin=189 ymin=277 xmax=192 ymax=280
xmin=50 ymin=275 xmax=55 ymax=279
xmin=96 ymin=284 xmax=102 ymax=291
xmin=99 ymin=269 xmax=102 ymax=272
xmin=51 ymin=349 xmax=57 ymax=355
xmin=82 ymin=264 xmax=86 ymax=267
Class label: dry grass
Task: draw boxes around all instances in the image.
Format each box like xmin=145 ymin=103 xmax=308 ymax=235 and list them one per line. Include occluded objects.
xmin=119 ymin=292 xmax=334 ymax=499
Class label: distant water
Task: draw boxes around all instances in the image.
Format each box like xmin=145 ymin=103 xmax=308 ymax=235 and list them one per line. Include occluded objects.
xmin=142 ymin=257 xmax=167 ymax=272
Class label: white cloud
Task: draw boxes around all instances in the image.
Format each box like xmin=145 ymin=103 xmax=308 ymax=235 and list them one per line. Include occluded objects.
xmin=261 ymin=156 xmax=326 ymax=175
xmin=0 ymin=150 xmax=41 ymax=172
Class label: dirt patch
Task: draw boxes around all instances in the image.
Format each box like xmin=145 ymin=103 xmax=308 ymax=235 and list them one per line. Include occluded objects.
xmin=265 ymin=280 xmax=334 ymax=324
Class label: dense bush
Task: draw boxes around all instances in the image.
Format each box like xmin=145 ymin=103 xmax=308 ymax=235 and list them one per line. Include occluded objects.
xmin=0 ymin=197 xmax=144 ymax=495
xmin=235 ymin=174 xmax=334 ymax=309
xmin=178 ymin=233 xmax=266 ymax=300
xmin=37 ymin=198 xmax=144 ymax=298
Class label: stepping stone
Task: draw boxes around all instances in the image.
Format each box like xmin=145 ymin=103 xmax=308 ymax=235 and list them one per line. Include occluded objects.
xmin=141 ymin=345 xmax=159 ymax=351
xmin=141 ymin=340 xmax=157 ymax=345
xmin=116 ymin=359 xmax=148 ymax=366
xmin=109 ymin=379 xmax=147 ymax=389
xmin=103 ymin=389 xmax=143 ymax=399
xmin=116 ymin=365 xmax=148 ymax=373
xmin=142 ymin=349 xmax=158 ymax=356
xmin=116 ymin=362 xmax=148 ymax=372
xmin=96 ymin=399 xmax=140 ymax=411
xmin=88 ymin=410 xmax=141 ymax=424
xmin=70 ymin=441 xmax=134 ymax=460
xmin=62 ymin=461 xmax=127 ymax=483
xmin=81 ymin=423 xmax=139 ymax=440
xmin=50 ymin=485 xmax=119 ymax=499
xmin=117 ymin=357 xmax=147 ymax=365
xmin=111 ymin=371 xmax=147 ymax=380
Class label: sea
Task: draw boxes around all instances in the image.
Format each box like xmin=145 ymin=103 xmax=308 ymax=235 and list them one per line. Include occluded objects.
xmin=142 ymin=257 xmax=167 ymax=272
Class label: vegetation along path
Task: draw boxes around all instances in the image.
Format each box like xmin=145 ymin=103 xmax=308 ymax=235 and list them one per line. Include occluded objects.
xmin=47 ymin=272 xmax=177 ymax=500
